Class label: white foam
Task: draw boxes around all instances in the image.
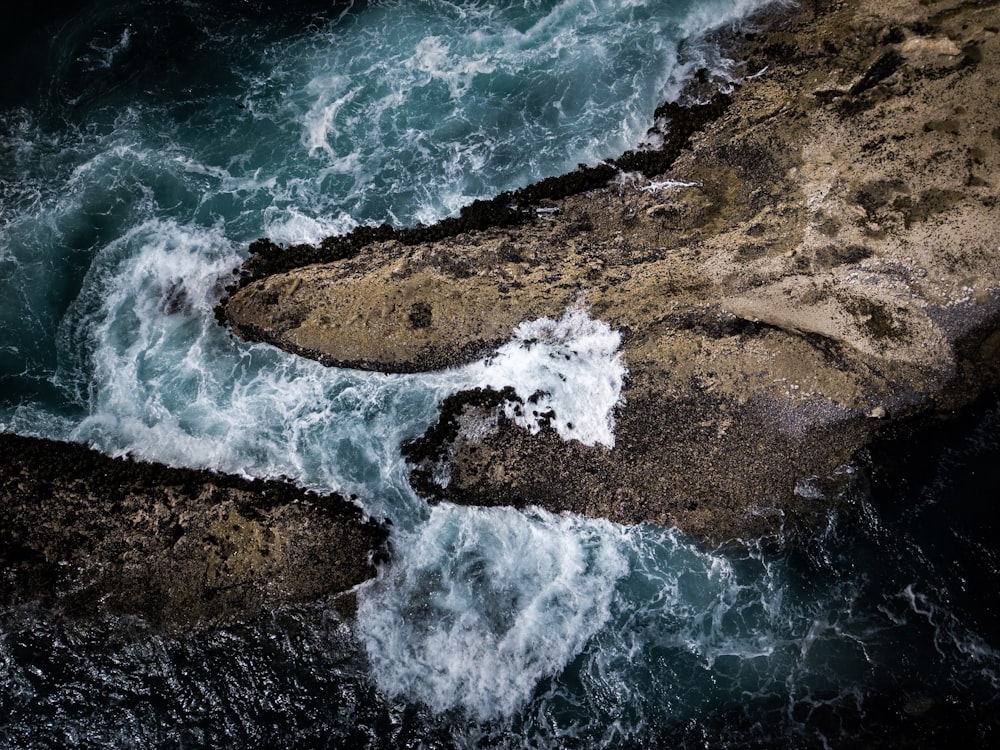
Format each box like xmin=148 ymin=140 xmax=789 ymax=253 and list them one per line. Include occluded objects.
xmin=641 ymin=179 xmax=702 ymax=192
xmin=405 ymin=36 xmax=496 ymax=99
xmin=617 ymin=525 xmax=781 ymax=663
xmin=65 ymin=220 xmax=247 ymax=464
xmin=277 ymin=0 xmax=780 ymax=230
xmin=356 ymin=504 xmax=629 ymax=719
xmin=58 ymin=238 xmax=627 ymax=502
xmin=680 ymin=0 xmax=782 ymax=41
xmin=302 ymin=75 xmax=359 ymax=158
xmin=47 ymin=217 xmax=445 ymax=522
xmin=60 ymin=249 xmax=624 ymax=518
xmin=261 ymin=207 xmax=357 ymax=247
xmin=464 ymin=306 xmax=627 ymax=448
xmin=406 ymin=36 xmax=450 ymax=76
xmin=81 ymin=24 xmax=133 ymax=72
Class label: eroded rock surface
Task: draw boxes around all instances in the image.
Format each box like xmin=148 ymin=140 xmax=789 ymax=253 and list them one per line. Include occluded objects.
xmin=225 ymin=0 xmax=1000 ymax=542
xmin=0 ymin=433 xmax=389 ymax=630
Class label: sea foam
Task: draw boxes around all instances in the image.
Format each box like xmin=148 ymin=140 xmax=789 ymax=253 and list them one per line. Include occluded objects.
xmin=356 ymin=504 xmax=629 ymax=719
xmin=455 ymin=306 xmax=628 ymax=448
xmin=53 ymin=214 xmax=623 ymax=523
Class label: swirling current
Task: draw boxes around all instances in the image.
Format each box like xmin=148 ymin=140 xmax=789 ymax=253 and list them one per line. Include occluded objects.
xmin=1 ymin=1 xmax=999 ymax=747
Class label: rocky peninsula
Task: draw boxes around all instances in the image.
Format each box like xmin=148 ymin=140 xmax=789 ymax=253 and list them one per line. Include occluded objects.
xmin=224 ymin=0 xmax=1000 ymax=543
xmin=0 ymin=434 xmax=388 ymax=630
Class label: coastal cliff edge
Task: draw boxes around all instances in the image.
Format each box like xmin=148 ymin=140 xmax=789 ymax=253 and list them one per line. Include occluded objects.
xmin=223 ymin=0 xmax=1000 ymax=543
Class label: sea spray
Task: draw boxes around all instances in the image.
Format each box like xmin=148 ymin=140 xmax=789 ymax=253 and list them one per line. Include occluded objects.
xmin=56 ymin=216 xmax=625 ymax=522
xmin=356 ymin=505 xmax=630 ymax=719
xmin=445 ymin=306 xmax=628 ymax=448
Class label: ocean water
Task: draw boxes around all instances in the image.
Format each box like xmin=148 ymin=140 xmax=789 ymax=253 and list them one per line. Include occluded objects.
xmin=1 ymin=1 xmax=999 ymax=747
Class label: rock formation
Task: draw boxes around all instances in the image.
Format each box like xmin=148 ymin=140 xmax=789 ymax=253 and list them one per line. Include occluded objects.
xmin=0 ymin=433 xmax=388 ymax=630
xmin=224 ymin=0 xmax=1000 ymax=542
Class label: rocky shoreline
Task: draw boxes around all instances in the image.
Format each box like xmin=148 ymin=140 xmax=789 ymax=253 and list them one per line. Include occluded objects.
xmin=225 ymin=0 xmax=1000 ymax=542
xmin=0 ymin=434 xmax=388 ymax=631
xmin=4 ymin=0 xmax=999 ymax=629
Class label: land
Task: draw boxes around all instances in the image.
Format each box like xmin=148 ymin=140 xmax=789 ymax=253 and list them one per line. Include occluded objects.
xmin=0 ymin=434 xmax=388 ymax=631
xmin=224 ymin=0 xmax=1000 ymax=543
xmin=4 ymin=0 xmax=998 ymax=629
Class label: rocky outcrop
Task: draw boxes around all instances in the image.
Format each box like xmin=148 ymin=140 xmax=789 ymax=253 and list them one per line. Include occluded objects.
xmin=0 ymin=433 xmax=389 ymax=630
xmin=224 ymin=0 xmax=1000 ymax=542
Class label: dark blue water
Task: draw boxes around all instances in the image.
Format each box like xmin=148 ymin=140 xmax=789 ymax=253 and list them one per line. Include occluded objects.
xmin=2 ymin=1 xmax=999 ymax=747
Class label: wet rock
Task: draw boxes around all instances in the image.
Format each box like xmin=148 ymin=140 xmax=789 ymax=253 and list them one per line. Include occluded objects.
xmin=0 ymin=434 xmax=389 ymax=631
xmin=222 ymin=0 xmax=1000 ymax=542
xmin=899 ymin=36 xmax=963 ymax=69
xmin=848 ymin=51 xmax=903 ymax=96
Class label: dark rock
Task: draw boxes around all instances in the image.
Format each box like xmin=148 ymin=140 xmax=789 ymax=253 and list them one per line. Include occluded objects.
xmin=0 ymin=433 xmax=389 ymax=631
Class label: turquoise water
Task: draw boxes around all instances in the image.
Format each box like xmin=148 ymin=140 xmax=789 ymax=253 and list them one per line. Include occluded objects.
xmin=2 ymin=1 xmax=999 ymax=746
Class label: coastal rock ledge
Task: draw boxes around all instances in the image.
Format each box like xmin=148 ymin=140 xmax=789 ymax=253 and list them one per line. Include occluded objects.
xmin=0 ymin=434 xmax=388 ymax=630
xmin=225 ymin=0 xmax=1000 ymax=542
